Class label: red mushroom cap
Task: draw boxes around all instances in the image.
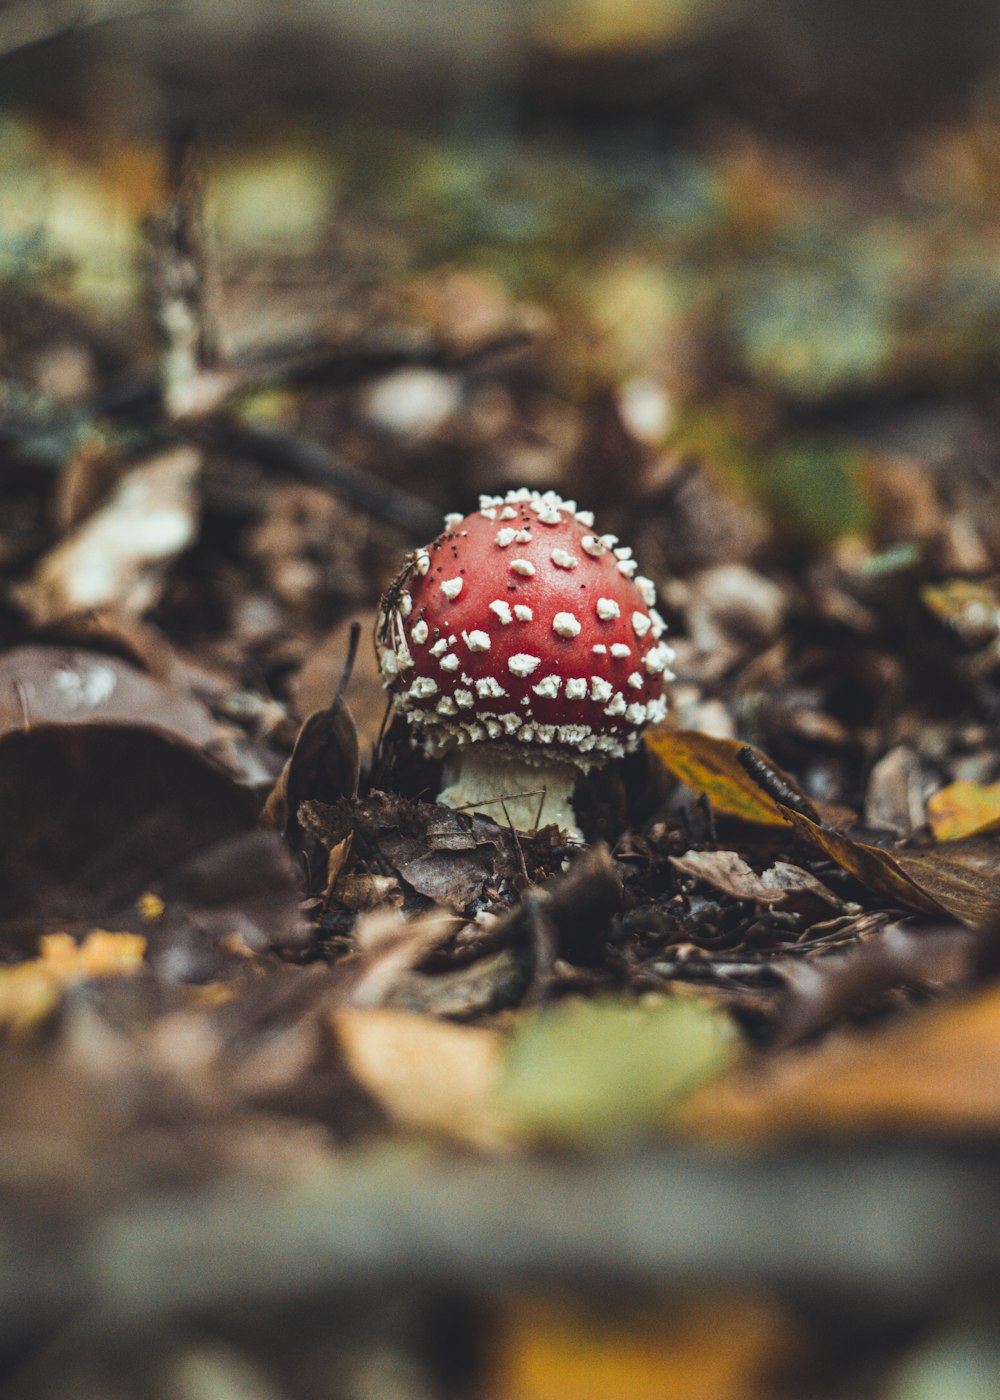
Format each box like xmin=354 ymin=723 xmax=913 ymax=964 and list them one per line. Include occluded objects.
xmin=376 ymin=489 xmax=674 ymax=762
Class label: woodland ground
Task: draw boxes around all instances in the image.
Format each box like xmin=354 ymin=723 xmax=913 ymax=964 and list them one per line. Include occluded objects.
xmin=3 ymin=8 xmax=1000 ymax=1397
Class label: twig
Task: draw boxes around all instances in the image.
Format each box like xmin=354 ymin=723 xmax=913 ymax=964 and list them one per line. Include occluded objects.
xmin=11 ymin=1145 xmax=1000 ymax=1336
xmin=332 ymin=621 xmax=362 ymax=714
xmin=498 ymin=798 xmax=530 ymax=886
xmin=146 ymin=122 xmax=217 ymax=419
xmin=193 ymin=422 xmax=442 ymax=539
xmin=451 ymin=787 xmax=547 ymax=815
xmin=521 ymin=892 xmax=558 ymax=1005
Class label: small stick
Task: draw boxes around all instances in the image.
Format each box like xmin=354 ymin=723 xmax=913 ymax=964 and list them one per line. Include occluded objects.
xmin=499 ymin=798 xmax=530 ymax=886
xmin=331 ymin=620 xmax=361 ymax=715
xmin=199 ymin=422 xmax=443 ymax=539
xmin=450 ymin=787 xmax=547 ymax=815
xmin=147 ymin=122 xmax=217 ymax=419
xmin=737 ymin=745 xmax=823 ymax=824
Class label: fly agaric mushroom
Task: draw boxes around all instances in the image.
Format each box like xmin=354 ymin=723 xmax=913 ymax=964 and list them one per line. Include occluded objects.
xmin=375 ymin=488 xmax=674 ymax=832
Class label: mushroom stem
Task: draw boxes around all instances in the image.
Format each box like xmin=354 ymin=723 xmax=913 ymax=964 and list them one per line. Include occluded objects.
xmin=437 ymin=747 xmax=579 ymax=834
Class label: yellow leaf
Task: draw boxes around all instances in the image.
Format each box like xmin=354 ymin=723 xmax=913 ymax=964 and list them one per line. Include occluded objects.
xmin=927 ymin=781 xmax=1000 ymax=842
xmin=0 ymin=931 xmax=146 ymax=1033
xmin=645 ymin=729 xmax=804 ymax=826
xmin=489 ymin=1295 xmax=801 ymax=1400
xmin=778 ymin=809 xmax=946 ymax=916
xmin=137 ymin=892 xmax=165 ymax=921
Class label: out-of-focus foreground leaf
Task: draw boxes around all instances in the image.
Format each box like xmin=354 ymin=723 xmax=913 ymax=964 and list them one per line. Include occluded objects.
xmin=333 ymin=1008 xmax=505 ymax=1147
xmin=681 ymin=983 xmax=1000 ymax=1143
xmin=886 ymin=1320 xmax=1000 ymax=1400
xmin=489 ymin=1294 xmax=801 ymax=1400
xmin=330 ymin=997 xmax=734 ymax=1149
xmin=495 ymin=996 xmax=735 ymax=1145
xmin=0 ymin=931 xmax=145 ymax=1033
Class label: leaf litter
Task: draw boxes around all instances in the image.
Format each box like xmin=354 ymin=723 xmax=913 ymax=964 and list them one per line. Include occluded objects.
xmin=8 ymin=54 xmax=1000 ymax=1400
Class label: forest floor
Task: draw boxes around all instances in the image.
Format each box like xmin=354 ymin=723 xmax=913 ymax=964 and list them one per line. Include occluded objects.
xmin=4 ymin=38 xmax=1000 ymax=1397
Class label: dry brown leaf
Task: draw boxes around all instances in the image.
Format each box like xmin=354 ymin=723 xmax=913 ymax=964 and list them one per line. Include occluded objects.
xmin=332 ymin=1007 xmax=504 ymax=1146
xmin=779 ymin=808 xmax=946 ymax=915
xmin=343 ymin=908 xmax=459 ymax=1009
xmin=781 ymin=807 xmax=1000 ymax=926
xmin=670 ymin=849 xmax=845 ymax=910
xmin=681 ymin=984 xmax=1000 ymax=1142
xmin=0 ymin=645 xmax=217 ymax=749
xmin=261 ymin=700 xmax=360 ymax=841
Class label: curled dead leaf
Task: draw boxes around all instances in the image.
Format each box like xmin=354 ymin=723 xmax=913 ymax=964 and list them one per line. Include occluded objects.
xmin=261 ymin=700 xmax=360 ymax=842
xmin=670 ymin=849 xmax=845 ymax=911
xmin=0 ymin=645 xmax=217 ymax=750
xmin=780 ymin=807 xmax=1000 ymax=927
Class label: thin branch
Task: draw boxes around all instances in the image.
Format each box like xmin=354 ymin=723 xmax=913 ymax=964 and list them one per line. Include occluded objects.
xmin=192 ymin=421 xmax=443 ymax=539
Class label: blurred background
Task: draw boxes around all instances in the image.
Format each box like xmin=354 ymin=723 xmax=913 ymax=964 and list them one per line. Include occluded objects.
xmin=6 ymin=0 xmax=1000 ymax=546
xmin=7 ymin=3 xmax=1000 ymax=1399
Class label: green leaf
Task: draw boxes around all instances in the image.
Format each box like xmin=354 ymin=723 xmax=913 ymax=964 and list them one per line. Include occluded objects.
xmin=495 ymin=996 xmax=735 ymax=1145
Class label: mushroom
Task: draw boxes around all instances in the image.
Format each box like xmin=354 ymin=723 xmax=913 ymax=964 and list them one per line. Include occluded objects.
xmin=375 ymin=488 xmax=674 ymax=832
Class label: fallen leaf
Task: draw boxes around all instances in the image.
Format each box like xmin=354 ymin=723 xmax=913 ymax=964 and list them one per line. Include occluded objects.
xmin=261 ymin=699 xmax=359 ymax=842
xmin=0 ymin=645 xmax=217 ymax=749
xmin=489 ymin=1295 xmax=802 ymax=1400
xmin=645 ymin=729 xmax=805 ymax=826
xmin=681 ymin=982 xmax=1000 ymax=1142
xmin=342 ymin=908 xmax=458 ymax=1009
xmin=779 ymin=809 xmax=946 ymax=915
xmin=0 ymin=930 xmax=146 ymax=1033
xmin=299 ymin=792 xmax=556 ymax=915
xmin=382 ymin=946 xmax=528 ymax=1019
xmin=886 ymin=1319 xmax=1000 ymax=1400
xmin=495 ymin=996 xmax=735 ymax=1145
xmin=864 ymin=744 xmax=926 ymax=836
xmin=892 ymin=844 xmax=1000 ymax=928
xmin=921 ymin=578 xmax=1000 ymax=645
xmin=332 ymin=1007 xmax=504 ymax=1146
xmin=768 ymin=921 xmax=977 ymax=1048
xmin=670 ymin=849 xmax=845 ymax=910
xmin=781 ymin=808 xmax=1000 ymax=927
xmin=20 ymin=446 xmax=201 ymax=623
xmin=927 ymin=781 xmax=1000 ymax=842
xmin=152 ymin=829 xmax=309 ymax=959
xmin=0 ymin=724 xmax=306 ymax=965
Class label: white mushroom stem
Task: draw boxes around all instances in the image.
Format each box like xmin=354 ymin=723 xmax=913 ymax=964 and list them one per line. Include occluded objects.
xmin=437 ymin=747 xmax=580 ymax=834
